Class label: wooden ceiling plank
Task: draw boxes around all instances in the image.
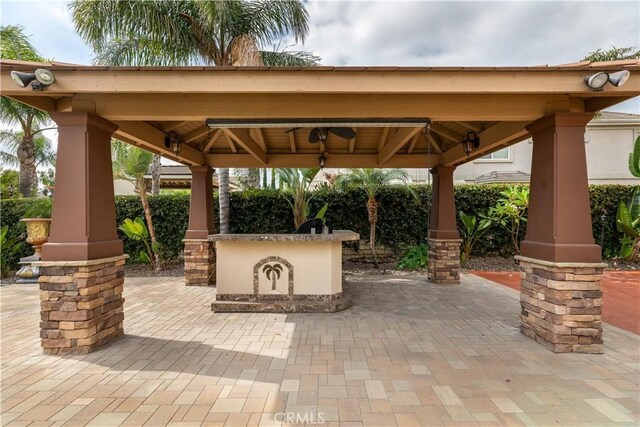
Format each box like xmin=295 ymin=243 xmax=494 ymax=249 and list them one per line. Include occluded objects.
xmin=458 ymin=121 xmax=482 ymax=132
xmin=182 ymin=124 xmax=210 ymax=143
xmin=431 ymin=122 xmax=464 ymax=143
xmin=222 ymin=128 xmax=267 ymax=164
xmin=161 ymin=121 xmax=188 ymax=132
xmin=407 ymin=132 xmax=420 ymax=153
xmin=378 ymin=127 xmax=422 ymax=164
xmin=204 ymin=128 xmax=222 ymax=152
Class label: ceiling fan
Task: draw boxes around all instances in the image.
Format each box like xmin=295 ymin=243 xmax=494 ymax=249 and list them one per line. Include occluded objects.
xmin=285 ymin=126 xmax=356 ymax=143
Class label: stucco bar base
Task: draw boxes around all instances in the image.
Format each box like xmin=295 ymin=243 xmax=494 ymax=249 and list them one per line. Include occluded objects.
xmin=35 ymin=255 xmax=126 ymax=355
xmin=184 ymin=239 xmax=215 ymax=287
xmin=210 ymin=232 xmax=358 ymax=313
xmin=516 ymin=256 xmax=606 ymax=354
xmin=428 ymin=238 xmax=462 ymax=284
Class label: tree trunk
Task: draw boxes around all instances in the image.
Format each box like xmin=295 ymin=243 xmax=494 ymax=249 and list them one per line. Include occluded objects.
xmin=219 ymin=168 xmax=230 ymax=234
xmin=17 ymin=134 xmax=37 ymax=197
xmin=270 ymin=169 xmax=276 ymax=188
xmin=631 ymin=238 xmax=640 ymax=263
xmin=150 ymin=154 xmax=161 ymax=195
xmin=138 ymin=181 xmax=161 ymax=271
xmin=262 ymin=168 xmax=268 ymax=188
xmin=367 ymin=197 xmax=379 ymax=268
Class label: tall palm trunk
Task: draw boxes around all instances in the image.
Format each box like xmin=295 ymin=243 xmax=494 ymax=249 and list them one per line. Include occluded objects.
xmin=137 ymin=180 xmax=161 ymax=270
xmin=367 ymin=197 xmax=379 ymax=268
xmin=219 ymin=168 xmax=229 ymax=234
xmin=17 ymin=134 xmax=37 ymax=197
xmin=150 ymin=154 xmax=161 ymax=195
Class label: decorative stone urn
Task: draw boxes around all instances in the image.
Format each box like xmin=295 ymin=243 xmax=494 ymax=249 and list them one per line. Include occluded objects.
xmin=15 ymin=218 xmax=52 ymax=283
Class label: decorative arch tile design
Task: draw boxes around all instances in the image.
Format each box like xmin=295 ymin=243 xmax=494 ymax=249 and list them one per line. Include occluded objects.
xmin=253 ymin=256 xmax=294 ymax=298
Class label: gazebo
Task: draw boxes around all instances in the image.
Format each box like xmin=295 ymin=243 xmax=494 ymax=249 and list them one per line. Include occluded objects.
xmin=2 ymin=59 xmax=638 ymax=355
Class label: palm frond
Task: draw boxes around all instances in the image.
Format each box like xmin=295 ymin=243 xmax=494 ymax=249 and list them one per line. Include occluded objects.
xmin=0 ymin=25 xmax=45 ymax=61
xmin=243 ymin=0 xmax=309 ymax=45
xmin=261 ymin=50 xmax=321 ymax=66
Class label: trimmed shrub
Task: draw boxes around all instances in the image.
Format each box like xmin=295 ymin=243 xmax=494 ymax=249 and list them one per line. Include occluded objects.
xmin=0 ymin=184 xmax=634 ymax=270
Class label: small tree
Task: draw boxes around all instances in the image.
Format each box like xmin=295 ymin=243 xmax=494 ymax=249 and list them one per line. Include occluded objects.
xmin=277 ymin=168 xmax=320 ymax=229
xmin=112 ymin=140 xmax=161 ymax=270
xmin=485 ymin=186 xmax=529 ymax=254
xmin=459 ymin=211 xmax=492 ymax=263
xmin=336 ymin=169 xmax=410 ymax=268
xmin=0 ymin=169 xmax=20 ymax=199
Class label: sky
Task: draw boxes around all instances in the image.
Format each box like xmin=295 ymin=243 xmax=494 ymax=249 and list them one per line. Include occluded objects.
xmin=1 ymin=0 xmax=639 ymax=153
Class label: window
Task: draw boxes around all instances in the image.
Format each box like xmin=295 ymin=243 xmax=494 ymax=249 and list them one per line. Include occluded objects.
xmin=477 ymin=147 xmax=511 ymax=161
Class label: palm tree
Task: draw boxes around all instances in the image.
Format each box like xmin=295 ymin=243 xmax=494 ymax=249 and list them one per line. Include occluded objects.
xmin=336 ymin=169 xmax=411 ymax=268
xmin=0 ymin=25 xmax=55 ymax=197
xmin=263 ymin=263 xmax=283 ymax=291
xmin=70 ymin=0 xmax=320 ymax=234
xmin=111 ymin=140 xmax=161 ymax=270
xmin=0 ymin=131 xmax=56 ymax=194
xmin=276 ymin=168 xmax=320 ymax=229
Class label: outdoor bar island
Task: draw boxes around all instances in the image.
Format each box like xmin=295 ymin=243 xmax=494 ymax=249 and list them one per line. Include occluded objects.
xmin=209 ymin=230 xmax=359 ymax=313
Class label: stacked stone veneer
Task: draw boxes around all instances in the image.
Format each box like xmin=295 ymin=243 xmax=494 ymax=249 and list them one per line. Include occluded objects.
xmin=184 ymin=240 xmax=215 ymax=286
xmin=517 ymin=256 xmax=605 ymax=354
xmin=428 ymin=238 xmax=462 ymax=284
xmin=38 ymin=256 xmax=126 ymax=355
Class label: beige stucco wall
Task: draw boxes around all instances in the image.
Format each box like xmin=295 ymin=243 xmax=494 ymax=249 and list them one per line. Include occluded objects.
xmin=113 ymin=179 xmax=136 ymax=195
xmin=215 ymin=240 xmax=343 ymax=296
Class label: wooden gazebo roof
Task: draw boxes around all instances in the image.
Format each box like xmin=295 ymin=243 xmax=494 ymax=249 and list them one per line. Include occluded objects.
xmin=1 ymin=59 xmax=638 ymax=169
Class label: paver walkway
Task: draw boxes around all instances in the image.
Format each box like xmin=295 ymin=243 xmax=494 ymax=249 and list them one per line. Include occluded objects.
xmin=1 ymin=274 xmax=639 ymax=426
xmin=473 ymin=271 xmax=640 ymax=335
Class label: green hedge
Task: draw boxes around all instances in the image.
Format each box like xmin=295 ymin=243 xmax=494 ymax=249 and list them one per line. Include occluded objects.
xmin=1 ymin=184 xmax=634 ymax=269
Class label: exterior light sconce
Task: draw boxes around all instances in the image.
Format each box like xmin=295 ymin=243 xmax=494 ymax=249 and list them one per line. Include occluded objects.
xmin=164 ymin=131 xmax=182 ymax=155
xmin=584 ymin=70 xmax=630 ymax=91
xmin=462 ymin=131 xmax=480 ymax=157
xmin=10 ymin=69 xmax=56 ymax=91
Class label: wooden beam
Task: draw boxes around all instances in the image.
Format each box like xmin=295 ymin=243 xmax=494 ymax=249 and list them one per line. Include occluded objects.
xmin=224 ymin=133 xmax=238 ymax=153
xmin=182 ymin=125 xmax=210 ymax=143
xmin=457 ymin=121 xmax=482 ymax=132
xmin=221 ymin=128 xmax=267 ymax=164
xmin=349 ymin=128 xmax=357 ymax=153
xmin=42 ymin=93 xmax=595 ymax=122
xmin=288 ymin=131 xmax=297 ymax=153
xmin=585 ymin=96 xmax=635 ymax=113
xmin=55 ymin=97 xmax=73 ymax=112
xmin=407 ymin=132 xmax=420 ymax=154
xmin=6 ymin=95 xmax=56 ymax=112
xmin=431 ymin=123 xmax=463 ymax=143
xmin=253 ymin=128 xmax=266 ymax=151
xmin=378 ymin=127 xmax=422 ymax=164
xmin=113 ymin=121 xmax=204 ymax=166
xmin=440 ymin=121 xmax=530 ymax=166
xmin=377 ymin=127 xmax=390 ymax=152
xmin=426 ymin=133 xmax=443 ymax=154
xmin=3 ymin=68 xmax=638 ymax=96
xmin=162 ymin=121 xmax=187 ymax=132
xmin=206 ymin=153 xmax=434 ymax=168
xmin=204 ymin=128 xmax=222 ymax=152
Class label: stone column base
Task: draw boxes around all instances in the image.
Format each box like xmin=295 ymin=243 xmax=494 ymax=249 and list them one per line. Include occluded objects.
xmin=428 ymin=238 xmax=462 ymax=284
xmin=36 ymin=255 xmax=126 ymax=355
xmin=516 ymin=256 xmax=606 ymax=354
xmin=183 ymin=239 xmax=215 ymax=286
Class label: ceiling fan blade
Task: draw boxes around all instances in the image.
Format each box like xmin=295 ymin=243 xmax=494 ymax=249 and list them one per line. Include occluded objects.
xmin=328 ymin=127 xmax=356 ymax=139
xmin=308 ymin=127 xmax=321 ymax=143
xmin=284 ymin=127 xmax=301 ymax=133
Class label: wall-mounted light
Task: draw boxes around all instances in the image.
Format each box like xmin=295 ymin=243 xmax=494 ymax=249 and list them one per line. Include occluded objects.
xmin=164 ymin=131 xmax=182 ymax=155
xmin=462 ymin=131 xmax=480 ymax=157
xmin=585 ymin=70 xmax=630 ymax=91
xmin=10 ymin=69 xmax=56 ymax=91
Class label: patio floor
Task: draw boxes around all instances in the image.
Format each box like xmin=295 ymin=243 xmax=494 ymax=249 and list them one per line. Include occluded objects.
xmin=1 ymin=274 xmax=639 ymax=427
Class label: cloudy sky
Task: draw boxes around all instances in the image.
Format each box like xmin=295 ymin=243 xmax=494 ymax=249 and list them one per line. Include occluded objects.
xmin=1 ymin=0 xmax=639 ymax=111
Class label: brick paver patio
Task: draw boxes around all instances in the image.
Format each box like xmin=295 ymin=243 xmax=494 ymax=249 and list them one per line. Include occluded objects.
xmin=1 ymin=274 xmax=639 ymax=426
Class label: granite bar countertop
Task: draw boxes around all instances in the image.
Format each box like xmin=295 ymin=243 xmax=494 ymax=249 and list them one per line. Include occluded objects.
xmin=209 ymin=230 xmax=359 ymax=242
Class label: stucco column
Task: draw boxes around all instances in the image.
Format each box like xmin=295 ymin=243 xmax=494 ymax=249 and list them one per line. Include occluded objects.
xmin=428 ymin=166 xmax=461 ymax=284
xmin=37 ymin=112 xmax=125 ymax=354
xmin=183 ymin=165 xmax=216 ymax=286
xmin=42 ymin=112 xmax=123 ymax=261
xmin=517 ymin=112 xmax=605 ymax=354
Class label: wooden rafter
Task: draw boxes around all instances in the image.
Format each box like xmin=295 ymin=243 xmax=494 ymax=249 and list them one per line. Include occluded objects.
xmin=348 ymin=128 xmax=357 ymax=153
xmin=458 ymin=121 xmax=482 ymax=132
xmin=253 ymin=128 xmax=266 ymax=151
xmin=182 ymin=125 xmax=210 ymax=143
xmin=426 ymin=133 xmax=443 ymax=154
xmin=288 ymin=131 xmax=297 ymax=153
xmin=161 ymin=121 xmax=187 ymax=132
xmin=204 ymin=129 xmax=222 ymax=152
xmin=407 ymin=132 xmax=420 ymax=154
xmin=377 ymin=127 xmax=390 ymax=152
xmin=378 ymin=127 xmax=422 ymax=165
xmin=224 ymin=133 xmax=238 ymax=153
xmin=221 ymin=128 xmax=267 ymax=164
xmin=431 ymin=123 xmax=463 ymax=143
